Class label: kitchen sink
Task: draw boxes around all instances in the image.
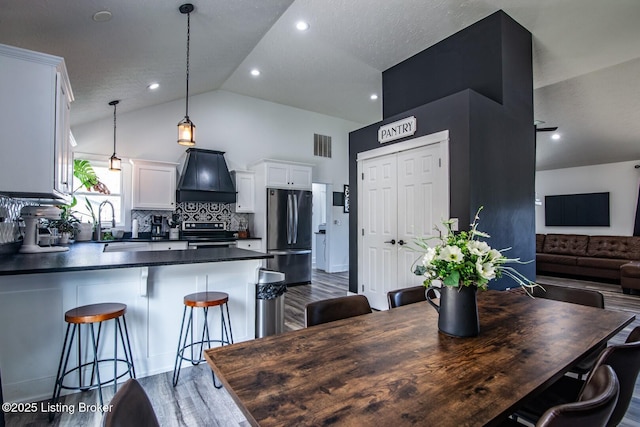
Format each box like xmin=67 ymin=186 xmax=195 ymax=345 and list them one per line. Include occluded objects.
xmin=103 ymin=241 xmax=189 ymax=252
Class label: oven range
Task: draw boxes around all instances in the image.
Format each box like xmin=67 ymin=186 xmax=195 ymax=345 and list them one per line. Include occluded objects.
xmin=181 ymin=221 xmax=237 ymax=248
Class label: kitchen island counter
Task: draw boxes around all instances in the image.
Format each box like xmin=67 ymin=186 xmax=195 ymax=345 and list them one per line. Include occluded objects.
xmin=0 ymin=243 xmax=271 ymax=403
xmin=0 ymin=242 xmax=271 ymax=276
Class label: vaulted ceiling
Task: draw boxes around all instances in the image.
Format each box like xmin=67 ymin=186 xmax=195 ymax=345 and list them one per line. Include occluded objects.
xmin=1 ymin=0 xmax=639 ymax=170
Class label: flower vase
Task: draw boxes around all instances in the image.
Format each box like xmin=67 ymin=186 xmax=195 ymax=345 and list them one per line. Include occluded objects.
xmin=426 ymin=284 xmax=479 ymax=337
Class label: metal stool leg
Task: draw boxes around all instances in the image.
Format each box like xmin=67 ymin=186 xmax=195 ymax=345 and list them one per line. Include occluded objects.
xmin=50 ymin=323 xmax=75 ymax=422
xmin=89 ymin=323 xmax=104 ymax=406
xmin=173 ymin=305 xmax=190 ymax=387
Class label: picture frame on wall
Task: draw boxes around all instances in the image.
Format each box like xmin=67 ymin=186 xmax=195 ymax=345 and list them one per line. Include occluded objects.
xmin=344 ymin=185 xmax=350 ymax=213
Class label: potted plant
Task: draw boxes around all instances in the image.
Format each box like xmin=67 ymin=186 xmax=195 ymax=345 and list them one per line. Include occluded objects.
xmin=57 ymin=159 xmax=110 ymax=241
xmin=49 ymin=207 xmax=80 ymax=244
xmin=413 ymin=207 xmax=537 ymax=337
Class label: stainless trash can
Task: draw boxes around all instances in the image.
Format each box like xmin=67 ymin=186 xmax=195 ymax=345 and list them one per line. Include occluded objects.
xmin=255 ymin=269 xmax=287 ymax=338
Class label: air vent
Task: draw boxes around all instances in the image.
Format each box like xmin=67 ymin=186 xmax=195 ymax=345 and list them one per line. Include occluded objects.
xmin=314 ymin=134 xmax=332 ymax=158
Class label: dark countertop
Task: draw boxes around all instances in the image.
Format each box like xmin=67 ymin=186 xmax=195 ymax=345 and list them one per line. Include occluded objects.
xmin=0 ymin=242 xmax=272 ymax=276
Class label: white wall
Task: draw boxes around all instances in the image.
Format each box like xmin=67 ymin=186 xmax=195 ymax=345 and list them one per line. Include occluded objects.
xmin=535 ymin=160 xmax=640 ymax=236
xmin=71 ymin=89 xmax=362 ymax=272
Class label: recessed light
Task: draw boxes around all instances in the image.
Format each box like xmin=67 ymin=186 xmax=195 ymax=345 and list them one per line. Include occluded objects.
xmin=551 ymin=133 xmax=561 ymax=140
xmin=250 ymin=69 xmax=261 ymax=77
xmin=147 ymin=82 xmax=160 ymax=90
xmin=296 ymin=21 xmax=310 ymax=31
xmin=370 ymin=94 xmax=379 ymax=100
xmin=92 ymin=10 xmax=112 ymax=22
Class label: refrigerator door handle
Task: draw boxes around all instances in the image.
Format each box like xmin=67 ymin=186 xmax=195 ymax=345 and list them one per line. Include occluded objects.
xmin=269 ymin=249 xmax=312 ymax=255
xmin=292 ymin=194 xmax=299 ymax=244
xmin=287 ymin=193 xmax=293 ymax=244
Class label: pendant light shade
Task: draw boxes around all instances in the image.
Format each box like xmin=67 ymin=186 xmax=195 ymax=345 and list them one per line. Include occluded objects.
xmin=108 ymin=100 xmax=121 ymax=171
xmin=178 ymin=3 xmax=196 ymax=146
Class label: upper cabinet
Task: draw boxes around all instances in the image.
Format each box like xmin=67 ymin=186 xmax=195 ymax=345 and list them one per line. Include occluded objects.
xmin=0 ymin=43 xmax=74 ymax=203
xmin=131 ymin=159 xmax=178 ymax=210
xmin=254 ymin=160 xmax=313 ymax=190
xmin=231 ymin=170 xmax=255 ymax=213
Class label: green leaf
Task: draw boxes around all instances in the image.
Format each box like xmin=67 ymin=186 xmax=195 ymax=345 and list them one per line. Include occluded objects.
xmin=443 ymin=270 xmax=460 ymax=286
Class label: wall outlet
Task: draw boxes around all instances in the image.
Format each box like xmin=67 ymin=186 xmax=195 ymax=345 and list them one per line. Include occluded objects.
xmin=334 ymin=219 xmax=342 ymax=226
xmin=450 ymin=218 xmax=459 ymax=231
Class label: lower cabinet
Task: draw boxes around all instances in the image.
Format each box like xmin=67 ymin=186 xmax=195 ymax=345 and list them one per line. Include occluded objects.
xmin=0 ymin=260 xmax=261 ymax=403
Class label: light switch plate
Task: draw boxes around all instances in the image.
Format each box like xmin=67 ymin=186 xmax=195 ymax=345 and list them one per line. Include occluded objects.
xmin=450 ymin=218 xmax=459 ymax=231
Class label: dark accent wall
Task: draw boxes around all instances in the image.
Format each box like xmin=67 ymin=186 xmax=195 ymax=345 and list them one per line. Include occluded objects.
xmin=348 ymin=10 xmax=535 ymax=293
xmin=383 ymin=10 xmax=532 ymax=119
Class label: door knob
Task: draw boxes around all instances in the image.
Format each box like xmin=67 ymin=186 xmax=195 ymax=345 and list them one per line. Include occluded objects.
xmin=398 ymin=240 xmax=405 ymax=246
xmin=384 ymin=239 xmax=396 ymax=245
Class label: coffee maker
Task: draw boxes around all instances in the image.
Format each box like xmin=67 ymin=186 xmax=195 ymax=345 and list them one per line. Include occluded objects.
xmin=151 ymin=215 xmax=165 ymax=239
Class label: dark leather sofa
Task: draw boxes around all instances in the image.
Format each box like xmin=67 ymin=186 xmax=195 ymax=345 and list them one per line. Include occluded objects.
xmin=536 ymin=234 xmax=640 ymax=293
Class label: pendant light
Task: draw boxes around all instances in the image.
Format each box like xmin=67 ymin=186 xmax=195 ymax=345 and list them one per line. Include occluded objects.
xmin=108 ymin=100 xmax=121 ymax=171
xmin=178 ymin=3 xmax=196 ymax=146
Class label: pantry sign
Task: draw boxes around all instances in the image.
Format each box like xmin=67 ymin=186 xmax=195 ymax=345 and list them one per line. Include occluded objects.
xmin=378 ymin=116 xmax=416 ymax=144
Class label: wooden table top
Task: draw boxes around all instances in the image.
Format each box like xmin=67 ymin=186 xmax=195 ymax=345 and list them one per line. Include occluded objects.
xmin=204 ymin=290 xmax=635 ymax=427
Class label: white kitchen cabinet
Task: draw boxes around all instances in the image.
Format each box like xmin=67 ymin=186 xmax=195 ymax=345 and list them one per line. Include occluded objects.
xmin=236 ymin=238 xmax=262 ymax=252
xmin=315 ymin=233 xmax=326 ymax=271
xmin=0 ymin=43 xmax=74 ymax=203
xmin=231 ymin=170 xmax=255 ymax=213
xmin=259 ymin=160 xmax=313 ymax=190
xmin=131 ymin=159 xmax=178 ymax=210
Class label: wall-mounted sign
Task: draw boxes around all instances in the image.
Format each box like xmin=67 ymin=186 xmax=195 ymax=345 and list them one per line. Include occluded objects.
xmin=378 ymin=116 xmax=417 ymax=144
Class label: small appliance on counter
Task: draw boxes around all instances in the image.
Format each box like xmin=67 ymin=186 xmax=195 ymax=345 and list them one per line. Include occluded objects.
xmin=151 ymin=215 xmax=165 ymax=239
xmin=19 ymin=206 xmax=69 ymax=253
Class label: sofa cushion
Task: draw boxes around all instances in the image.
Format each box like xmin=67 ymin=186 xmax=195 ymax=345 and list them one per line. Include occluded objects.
xmin=586 ymin=236 xmax=640 ymax=260
xmin=537 ymin=253 xmax=578 ymax=266
xmin=536 ymin=234 xmax=546 ymax=253
xmin=621 ymin=262 xmax=640 ymax=279
xmin=576 ymin=257 xmax=629 ymax=270
xmin=543 ymin=234 xmax=589 ymax=256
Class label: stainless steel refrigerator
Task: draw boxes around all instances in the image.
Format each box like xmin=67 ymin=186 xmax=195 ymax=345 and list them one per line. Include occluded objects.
xmin=266 ymin=188 xmax=312 ymax=285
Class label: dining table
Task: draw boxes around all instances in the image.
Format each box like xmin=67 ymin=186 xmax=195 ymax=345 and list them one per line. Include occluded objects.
xmin=204 ymin=290 xmax=635 ymax=427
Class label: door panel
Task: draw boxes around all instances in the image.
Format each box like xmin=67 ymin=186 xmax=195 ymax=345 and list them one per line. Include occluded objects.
xmin=360 ymin=155 xmax=397 ymax=310
xmin=267 ymin=188 xmax=289 ymax=250
xmin=291 ymin=190 xmax=312 ymax=249
xmin=359 ymin=140 xmax=449 ymax=311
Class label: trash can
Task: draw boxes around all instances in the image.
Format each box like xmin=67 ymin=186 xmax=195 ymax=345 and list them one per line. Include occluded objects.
xmin=255 ymin=269 xmax=287 ymax=338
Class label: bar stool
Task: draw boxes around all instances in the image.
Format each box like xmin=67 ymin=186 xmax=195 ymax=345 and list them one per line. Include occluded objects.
xmin=50 ymin=303 xmax=135 ymax=420
xmin=173 ymin=292 xmax=233 ymax=388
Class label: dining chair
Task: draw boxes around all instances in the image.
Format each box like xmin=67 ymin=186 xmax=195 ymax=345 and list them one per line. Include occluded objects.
xmin=515 ymin=326 xmax=640 ymax=427
xmin=102 ymin=379 xmax=159 ymax=427
xmin=532 ymin=283 xmax=605 ymax=377
xmin=503 ymin=365 xmax=619 ymax=427
xmin=387 ymin=285 xmax=438 ymax=309
xmin=305 ymin=295 xmax=372 ymax=327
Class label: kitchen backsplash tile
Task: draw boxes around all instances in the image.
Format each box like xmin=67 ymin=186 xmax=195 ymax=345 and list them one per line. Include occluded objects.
xmin=0 ymin=195 xmax=34 ymax=221
xmin=132 ymin=202 xmax=250 ymax=232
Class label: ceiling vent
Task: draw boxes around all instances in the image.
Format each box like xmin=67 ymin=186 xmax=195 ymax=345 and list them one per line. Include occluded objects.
xmin=314 ymin=133 xmax=332 ymax=158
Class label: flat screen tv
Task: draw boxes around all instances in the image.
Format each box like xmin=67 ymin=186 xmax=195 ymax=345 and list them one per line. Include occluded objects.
xmin=545 ymin=192 xmax=610 ymax=227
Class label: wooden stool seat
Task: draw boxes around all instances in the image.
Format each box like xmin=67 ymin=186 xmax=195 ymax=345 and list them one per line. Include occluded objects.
xmin=65 ymin=302 xmax=127 ymax=324
xmin=184 ymin=292 xmax=229 ymax=308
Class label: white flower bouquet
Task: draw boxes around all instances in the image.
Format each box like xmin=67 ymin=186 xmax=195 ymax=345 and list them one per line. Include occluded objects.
xmin=413 ymin=207 xmax=536 ymax=292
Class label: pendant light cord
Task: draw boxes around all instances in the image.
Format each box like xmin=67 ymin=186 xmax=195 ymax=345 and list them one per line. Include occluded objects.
xmin=113 ymin=101 xmax=117 ymax=154
xmin=185 ymin=11 xmax=191 ymax=119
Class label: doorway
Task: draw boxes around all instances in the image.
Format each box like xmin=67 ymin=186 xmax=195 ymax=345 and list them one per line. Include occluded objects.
xmin=357 ymin=131 xmax=450 ymax=310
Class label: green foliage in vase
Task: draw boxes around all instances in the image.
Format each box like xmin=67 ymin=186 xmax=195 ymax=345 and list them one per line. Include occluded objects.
xmin=413 ymin=207 xmax=537 ymax=293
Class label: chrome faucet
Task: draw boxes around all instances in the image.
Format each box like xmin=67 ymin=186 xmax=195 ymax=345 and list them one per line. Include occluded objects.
xmin=96 ymin=201 xmax=116 ymax=240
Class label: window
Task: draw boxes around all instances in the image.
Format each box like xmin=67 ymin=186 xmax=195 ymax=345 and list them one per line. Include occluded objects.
xmin=73 ymin=161 xmax=124 ymax=227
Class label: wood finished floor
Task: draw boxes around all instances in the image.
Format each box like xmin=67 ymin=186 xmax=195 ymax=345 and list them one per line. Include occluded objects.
xmin=4 ymin=271 xmax=640 ymax=426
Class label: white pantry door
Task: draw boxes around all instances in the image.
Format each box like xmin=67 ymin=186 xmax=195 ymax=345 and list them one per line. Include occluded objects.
xmin=358 ymin=134 xmax=449 ymax=310
xmin=360 ymin=154 xmax=398 ymax=310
